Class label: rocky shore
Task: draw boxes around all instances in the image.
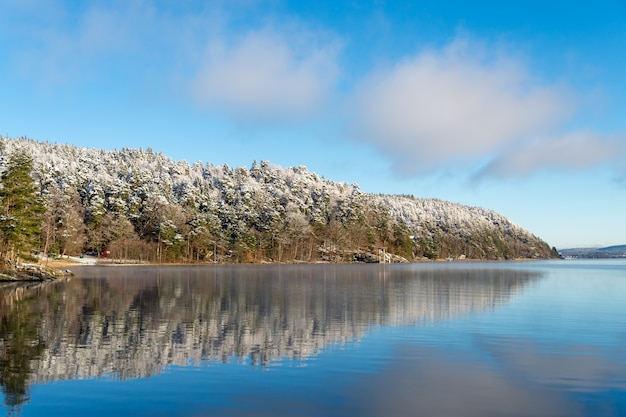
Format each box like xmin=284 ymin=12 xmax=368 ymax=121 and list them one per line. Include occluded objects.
xmin=0 ymin=263 xmax=74 ymax=282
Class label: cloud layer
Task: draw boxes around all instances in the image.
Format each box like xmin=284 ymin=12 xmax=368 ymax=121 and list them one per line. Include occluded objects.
xmin=349 ymin=38 xmax=624 ymax=178
xmin=191 ymin=28 xmax=341 ymax=121
xmin=3 ymin=2 xmax=623 ymax=179
xmin=5 ymin=1 xmax=341 ymax=122
xmin=477 ymin=131 xmax=624 ymax=178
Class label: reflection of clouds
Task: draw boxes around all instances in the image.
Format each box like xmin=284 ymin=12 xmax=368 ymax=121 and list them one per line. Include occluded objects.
xmin=346 ymin=336 xmax=626 ymax=417
xmin=351 ymin=345 xmax=585 ymax=417
xmin=214 ymin=342 xmax=600 ymax=417
xmin=477 ymin=337 xmax=626 ymax=393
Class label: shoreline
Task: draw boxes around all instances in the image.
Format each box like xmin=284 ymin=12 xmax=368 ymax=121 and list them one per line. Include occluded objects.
xmin=47 ymin=256 xmax=557 ymax=268
xmin=2 ymin=256 xmax=562 ymax=281
xmin=0 ymin=263 xmax=74 ymax=282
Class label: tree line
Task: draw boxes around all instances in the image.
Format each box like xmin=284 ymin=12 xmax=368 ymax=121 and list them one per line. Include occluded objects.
xmin=0 ymin=151 xmax=412 ymax=265
xmin=0 ymin=138 xmax=558 ymax=265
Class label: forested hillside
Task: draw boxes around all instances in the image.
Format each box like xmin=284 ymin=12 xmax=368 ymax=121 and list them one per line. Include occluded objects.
xmin=0 ymin=137 xmax=558 ymax=263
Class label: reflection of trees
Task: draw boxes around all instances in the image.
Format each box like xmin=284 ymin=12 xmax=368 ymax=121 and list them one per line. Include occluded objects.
xmin=0 ymin=265 xmax=540 ymax=396
xmin=0 ymin=283 xmax=46 ymax=415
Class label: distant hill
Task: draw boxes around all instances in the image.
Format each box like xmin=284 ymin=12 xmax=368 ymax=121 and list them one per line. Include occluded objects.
xmin=559 ymin=245 xmax=626 ymax=259
xmin=0 ymin=137 xmax=558 ymax=262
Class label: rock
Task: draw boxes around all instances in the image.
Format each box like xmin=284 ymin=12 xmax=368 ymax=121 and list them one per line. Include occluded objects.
xmin=0 ymin=263 xmax=74 ymax=282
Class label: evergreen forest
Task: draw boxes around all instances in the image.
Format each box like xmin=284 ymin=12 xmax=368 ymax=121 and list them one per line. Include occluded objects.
xmin=0 ymin=137 xmax=559 ymax=264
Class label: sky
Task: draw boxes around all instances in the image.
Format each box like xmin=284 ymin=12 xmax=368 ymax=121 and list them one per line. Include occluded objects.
xmin=1 ymin=0 xmax=625 ymax=249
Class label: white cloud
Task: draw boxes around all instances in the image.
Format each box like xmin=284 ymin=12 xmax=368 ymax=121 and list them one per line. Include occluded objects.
xmin=476 ymin=132 xmax=625 ymax=178
xmin=6 ymin=1 xmax=341 ymax=123
xmin=350 ymin=37 xmax=582 ymax=175
xmin=191 ymin=28 xmax=341 ymax=122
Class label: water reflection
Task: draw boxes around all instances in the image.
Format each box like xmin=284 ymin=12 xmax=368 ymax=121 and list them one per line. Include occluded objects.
xmin=0 ymin=264 xmax=539 ymax=411
xmin=0 ymin=282 xmax=47 ymax=415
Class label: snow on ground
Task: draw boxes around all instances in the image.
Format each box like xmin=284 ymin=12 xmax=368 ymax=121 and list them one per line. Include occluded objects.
xmin=37 ymin=254 xmax=99 ymax=265
xmin=66 ymin=255 xmax=99 ymax=265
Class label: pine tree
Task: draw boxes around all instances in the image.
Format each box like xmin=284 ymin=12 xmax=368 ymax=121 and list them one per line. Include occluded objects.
xmin=0 ymin=151 xmax=45 ymax=265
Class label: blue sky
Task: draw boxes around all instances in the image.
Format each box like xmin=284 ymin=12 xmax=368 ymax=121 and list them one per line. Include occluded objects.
xmin=1 ymin=0 xmax=625 ymax=249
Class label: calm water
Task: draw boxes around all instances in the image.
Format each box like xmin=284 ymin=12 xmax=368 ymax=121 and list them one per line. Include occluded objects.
xmin=1 ymin=260 xmax=625 ymax=416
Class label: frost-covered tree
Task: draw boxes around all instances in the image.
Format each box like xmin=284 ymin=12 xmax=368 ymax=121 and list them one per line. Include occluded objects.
xmin=0 ymin=137 xmax=559 ymax=263
xmin=41 ymin=185 xmax=85 ymax=257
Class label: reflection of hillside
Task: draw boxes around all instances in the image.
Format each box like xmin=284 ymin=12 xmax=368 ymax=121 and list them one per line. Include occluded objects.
xmin=1 ymin=265 xmax=540 ymax=386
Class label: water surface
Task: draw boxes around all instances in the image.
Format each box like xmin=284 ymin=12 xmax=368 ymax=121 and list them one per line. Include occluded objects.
xmin=1 ymin=261 xmax=625 ymax=416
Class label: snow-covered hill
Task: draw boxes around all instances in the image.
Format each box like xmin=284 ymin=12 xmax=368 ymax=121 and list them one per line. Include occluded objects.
xmin=0 ymin=137 xmax=557 ymax=261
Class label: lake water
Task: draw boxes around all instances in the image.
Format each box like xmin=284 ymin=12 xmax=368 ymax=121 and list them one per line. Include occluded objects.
xmin=1 ymin=260 xmax=625 ymax=416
